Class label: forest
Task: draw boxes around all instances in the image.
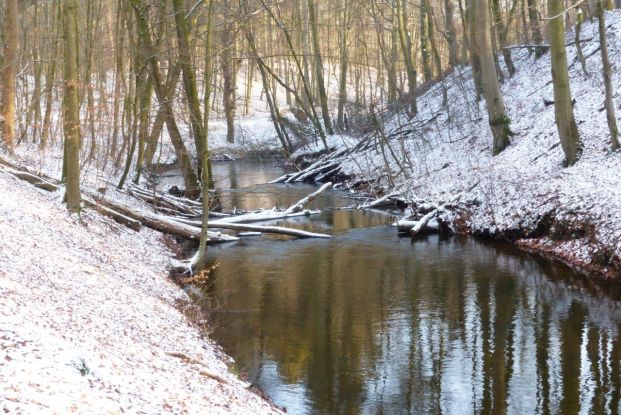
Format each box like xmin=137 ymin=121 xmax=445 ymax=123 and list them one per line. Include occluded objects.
xmin=1 ymin=0 xmax=621 ymax=413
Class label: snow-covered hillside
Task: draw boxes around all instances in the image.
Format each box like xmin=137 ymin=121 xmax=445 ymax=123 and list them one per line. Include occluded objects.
xmin=0 ymin=169 xmax=281 ymax=414
xmin=302 ymin=11 xmax=621 ymax=279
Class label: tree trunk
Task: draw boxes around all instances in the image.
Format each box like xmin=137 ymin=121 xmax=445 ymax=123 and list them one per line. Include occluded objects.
xmin=62 ymin=0 xmax=81 ymax=213
xmin=195 ymin=0 xmax=215 ymax=272
xmin=173 ymin=0 xmax=211 ymax=180
xmin=548 ymin=0 xmax=582 ymax=165
xmin=492 ymin=0 xmax=516 ymax=76
xmin=221 ymin=22 xmax=236 ymax=144
xmin=420 ymin=0 xmax=433 ymax=81
xmin=596 ymin=1 xmax=619 ymax=150
xmin=396 ymin=0 xmax=418 ymax=115
xmin=467 ymin=0 xmax=484 ymax=100
xmin=145 ymin=63 xmax=181 ymax=169
xmin=445 ymin=0 xmax=460 ymax=67
xmin=574 ymin=8 xmax=588 ymax=75
xmin=40 ymin=5 xmax=60 ymax=151
xmin=307 ymin=0 xmax=334 ymax=135
xmin=527 ymin=0 xmax=545 ymax=57
xmin=336 ymin=0 xmax=350 ymax=131
xmin=2 ymin=0 xmax=18 ymax=152
xmin=132 ymin=73 xmax=152 ymax=184
xmin=475 ymin=0 xmax=511 ymax=154
xmin=243 ymin=26 xmax=292 ymax=156
xmin=129 ymin=0 xmax=200 ymax=198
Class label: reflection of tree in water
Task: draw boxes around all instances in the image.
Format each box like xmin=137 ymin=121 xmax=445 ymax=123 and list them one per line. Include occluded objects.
xmin=202 ymin=227 xmax=621 ymax=414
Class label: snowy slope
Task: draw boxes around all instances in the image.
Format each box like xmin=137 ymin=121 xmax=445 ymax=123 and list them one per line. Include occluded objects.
xmin=0 ymin=170 xmax=281 ymax=414
xmin=321 ymin=11 xmax=621 ymax=279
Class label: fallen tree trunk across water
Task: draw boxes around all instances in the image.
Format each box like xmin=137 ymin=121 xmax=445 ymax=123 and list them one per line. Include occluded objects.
xmin=175 ymin=217 xmax=332 ymax=239
xmin=127 ymin=181 xmax=333 ymax=225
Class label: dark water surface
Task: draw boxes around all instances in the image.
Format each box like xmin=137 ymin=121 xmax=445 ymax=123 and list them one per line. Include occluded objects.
xmin=191 ymin=160 xmax=621 ymax=415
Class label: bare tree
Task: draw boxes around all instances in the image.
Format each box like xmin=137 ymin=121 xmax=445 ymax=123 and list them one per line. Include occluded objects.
xmin=475 ymin=0 xmax=511 ymax=154
xmin=549 ymin=0 xmax=582 ymax=165
xmin=307 ymin=0 xmax=334 ymax=135
xmin=2 ymin=0 xmax=18 ymax=152
xmin=596 ymin=1 xmax=619 ymax=150
xmin=62 ymin=0 xmax=81 ymax=213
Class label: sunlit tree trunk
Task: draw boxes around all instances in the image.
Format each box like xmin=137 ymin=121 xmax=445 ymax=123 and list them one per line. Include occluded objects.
xmin=221 ymin=22 xmax=237 ymax=144
xmin=62 ymin=0 xmax=81 ymax=213
xmin=2 ymin=0 xmax=18 ymax=152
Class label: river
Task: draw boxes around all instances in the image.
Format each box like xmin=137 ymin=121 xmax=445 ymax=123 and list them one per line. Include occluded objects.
xmin=171 ymin=160 xmax=621 ymax=414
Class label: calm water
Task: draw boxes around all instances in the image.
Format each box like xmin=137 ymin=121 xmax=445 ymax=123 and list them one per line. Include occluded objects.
xmin=188 ymin=160 xmax=621 ymax=414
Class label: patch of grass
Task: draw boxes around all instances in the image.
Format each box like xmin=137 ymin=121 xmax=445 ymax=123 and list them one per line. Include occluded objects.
xmin=70 ymin=358 xmax=90 ymax=376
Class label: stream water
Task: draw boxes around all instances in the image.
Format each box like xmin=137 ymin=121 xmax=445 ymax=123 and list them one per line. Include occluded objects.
xmin=176 ymin=160 xmax=621 ymax=414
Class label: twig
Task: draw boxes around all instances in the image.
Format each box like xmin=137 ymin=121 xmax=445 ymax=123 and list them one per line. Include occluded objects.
xmin=165 ymin=351 xmax=229 ymax=384
xmin=542 ymin=0 xmax=586 ymax=20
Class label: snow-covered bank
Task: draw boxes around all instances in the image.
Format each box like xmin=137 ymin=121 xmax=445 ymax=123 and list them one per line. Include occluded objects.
xmin=295 ymin=11 xmax=621 ymax=281
xmin=0 ymin=170 xmax=281 ymax=414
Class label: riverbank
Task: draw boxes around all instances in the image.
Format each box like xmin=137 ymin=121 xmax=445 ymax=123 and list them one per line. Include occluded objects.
xmin=291 ymin=10 xmax=621 ymax=282
xmin=0 ymin=170 xmax=282 ymax=414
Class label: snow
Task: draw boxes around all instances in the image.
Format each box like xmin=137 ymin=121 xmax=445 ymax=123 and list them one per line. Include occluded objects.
xmin=0 ymin=170 xmax=282 ymax=414
xmin=298 ymin=11 xmax=621 ymax=279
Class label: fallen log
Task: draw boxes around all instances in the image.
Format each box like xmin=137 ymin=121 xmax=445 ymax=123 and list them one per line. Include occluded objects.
xmin=4 ymin=168 xmax=58 ymax=192
xmin=128 ymin=184 xmax=200 ymax=216
xmin=4 ymin=167 xmax=142 ymax=231
xmin=213 ymin=208 xmax=318 ymax=224
xmin=502 ymin=37 xmax=592 ymax=51
xmin=174 ymin=217 xmax=332 ymax=239
xmin=269 ymin=172 xmax=293 ymax=184
xmin=94 ymin=200 xmax=238 ymax=243
xmin=358 ymin=192 xmax=401 ymax=210
xmin=83 ymin=200 xmax=142 ymax=231
xmin=214 ymin=182 xmax=331 ymax=224
xmin=395 ymin=217 xmax=440 ymax=234
xmin=236 ymin=231 xmax=262 ymax=237
xmin=315 ymin=165 xmax=341 ymax=182
xmin=284 ymin=182 xmax=332 ymax=213
xmin=408 ymin=210 xmax=438 ymax=237
xmin=129 ymin=185 xmax=231 ymax=219
xmin=288 ymin=161 xmax=340 ymax=183
xmin=1 ymin=164 xmax=236 ymax=243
